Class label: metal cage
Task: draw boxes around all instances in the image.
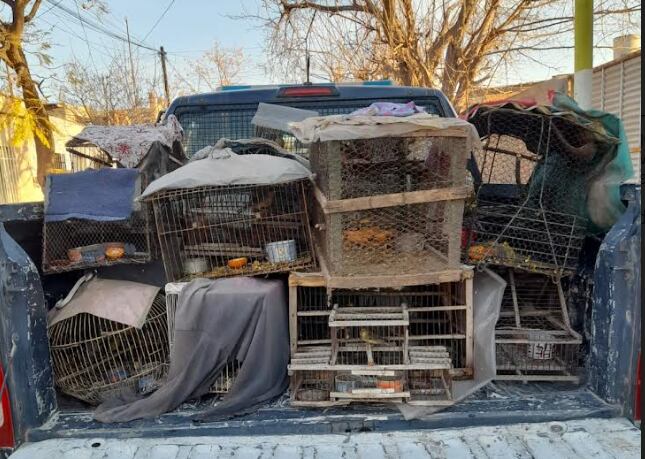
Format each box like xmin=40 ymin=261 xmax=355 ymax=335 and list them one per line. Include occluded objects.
xmin=165 ymin=283 xmax=242 ymax=394
xmin=494 ymin=268 xmax=583 ymax=382
xmin=464 ymin=105 xmax=617 ymax=276
xmin=42 ymin=208 xmax=153 ymax=273
xmin=48 ymin=293 xmax=169 ymax=405
xmin=148 ymin=180 xmax=316 ymax=281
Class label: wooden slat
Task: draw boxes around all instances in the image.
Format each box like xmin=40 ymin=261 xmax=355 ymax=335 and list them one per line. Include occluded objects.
xmin=331 ymin=391 xmax=411 ymax=399
xmin=288 ymin=271 xmax=326 ymax=287
xmin=317 ymin=185 xmax=473 ymax=214
xmin=288 ymin=363 xmax=453 ymax=371
xmin=325 ymin=267 xmax=473 ymax=289
xmin=329 ymin=319 xmax=409 ymax=327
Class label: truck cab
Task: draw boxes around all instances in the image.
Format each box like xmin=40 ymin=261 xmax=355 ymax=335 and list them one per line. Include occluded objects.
xmin=0 ymin=83 xmax=640 ymax=457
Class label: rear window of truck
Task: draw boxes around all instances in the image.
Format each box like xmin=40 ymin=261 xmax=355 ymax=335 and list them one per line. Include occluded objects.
xmin=175 ymin=97 xmax=444 ymax=157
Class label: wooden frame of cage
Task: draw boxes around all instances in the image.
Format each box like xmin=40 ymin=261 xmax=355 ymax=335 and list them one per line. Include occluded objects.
xmin=149 ymin=179 xmax=316 ymax=282
xmin=310 ymin=128 xmax=472 ymax=200
xmin=493 ymin=269 xmax=583 ymax=382
xmin=288 ymin=348 xmax=454 ymax=407
xmin=288 ymin=271 xmax=474 ymax=378
xmin=314 ymin=185 xmax=473 ymax=280
xmin=309 ymin=127 xmax=473 ymax=282
xmin=165 ymin=282 xmax=243 ymax=394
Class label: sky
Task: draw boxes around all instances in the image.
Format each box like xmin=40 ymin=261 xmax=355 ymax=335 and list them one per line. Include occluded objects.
xmin=16 ymin=0 xmax=641 ymax=103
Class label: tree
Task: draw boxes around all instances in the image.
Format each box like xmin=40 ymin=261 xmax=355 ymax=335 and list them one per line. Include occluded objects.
xmin=256 ymin=0 xmax=640 ymax=111
xmin=193 ymin=42 xmax=245 ymax=91
xmin=0 ymin=0 xmax=55 ymax=186
xmin=61 ymin=47 xmax=162 ymax=125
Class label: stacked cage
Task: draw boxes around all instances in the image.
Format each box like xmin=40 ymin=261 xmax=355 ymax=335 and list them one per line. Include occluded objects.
xmin=144 ymin=152 xmax=315 ymax=281
xmin=462 ymin=103 xmax=601 ymax=381
xmin=42 ymin=171 xmax=153 ymax=274
xmin=49 ymin=293 xmax=169 ymax=405
xmin=494 ymin=269 xmax=582 ymax=381
xmin=287 ymin=118 xmax=476 ymax=406
xmin=165 ymin=283 xmax=242 ymax=393
xmin=287 ymin=272 xmax=472 ymax=406
xmin=310 ymin=132 xmax=472 ymax=281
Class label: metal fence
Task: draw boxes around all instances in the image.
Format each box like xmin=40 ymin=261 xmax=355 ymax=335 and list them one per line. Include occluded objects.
xmin=0 ymin=144 xmax=20 ymax=204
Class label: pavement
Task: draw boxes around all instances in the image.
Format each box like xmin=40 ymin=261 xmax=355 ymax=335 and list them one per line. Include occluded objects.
xmin=10 ymin=417 xmax=640 ymax=458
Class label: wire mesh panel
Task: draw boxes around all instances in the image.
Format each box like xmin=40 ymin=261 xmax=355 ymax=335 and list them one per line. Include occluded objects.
xmin=42 ymin=210 xmax=153 ymax=273
xmin=494 ymin=268 xmax=583 ymax=382
xmin=150 ymin=180 xmax=315 ymax=281
xmin=310 ymin=135 xmax=468 ymax=200
xmin=464 ymin=105 xmax=617 ymax=276
xmin=48 ymin=294 xmax=169 ymax=405
xmin=314 ymin=199 xmax=465 ymax=277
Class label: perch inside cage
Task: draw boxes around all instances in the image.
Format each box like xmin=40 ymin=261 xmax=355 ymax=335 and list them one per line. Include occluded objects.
xmin=494 ymin=268 xmax=582 ymax=381
xmin=465 ymin=103 xmax=621 ymax=276
xmin=49 ymin=281 xmax=169 ymax=405
xmin=142 ymin=149 xmax=315 ymax=281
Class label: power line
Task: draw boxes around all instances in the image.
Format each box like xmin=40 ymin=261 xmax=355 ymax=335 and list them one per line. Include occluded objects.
xmin=43 ymin=0 xmax=158 ymax=52
xmin=143 ymin=0 xmax=176 ymax=42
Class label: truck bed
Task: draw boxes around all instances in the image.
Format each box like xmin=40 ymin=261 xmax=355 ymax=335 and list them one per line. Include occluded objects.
xmin=27 ymin=382 xmax=618 ymax=442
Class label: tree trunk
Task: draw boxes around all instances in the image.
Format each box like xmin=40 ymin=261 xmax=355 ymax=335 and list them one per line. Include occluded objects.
xmin=7 ymin=42 xmax=54 ymax=187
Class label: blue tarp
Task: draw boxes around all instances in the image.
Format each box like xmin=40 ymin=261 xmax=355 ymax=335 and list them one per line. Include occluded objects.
xmin=44 ymin=168 xmax=139 ymax=222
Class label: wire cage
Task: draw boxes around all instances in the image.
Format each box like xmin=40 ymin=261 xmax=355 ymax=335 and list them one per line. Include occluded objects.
xmin=463 ymin=104 xmax=619 ymax=276
xmin=329 ymin=303 xmax=410 ymax=367
xmin=165 ymin=283 xmax=242 ymax=394
xmin=310 ymin=135 xmax=469 ymax=200
xmin=494 ymin=268 xmax=583 ymax=382
xmin=313 ymin=197 xmax=466 ymax=278
xmin=48 ymin=293 xmax=169 ymax=405
xmin=288 ymin=272 xmax=473 ymax=376
xmin=289 ymin=349 xmax=453 ymax=406
xmin=149 ymin=180 xmax=315 ymax=281
xmin=42 ymin=213 xmax=153 ymax=274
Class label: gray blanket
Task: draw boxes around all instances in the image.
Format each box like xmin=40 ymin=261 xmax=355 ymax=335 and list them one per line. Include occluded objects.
xmin=94 ymin=277 xmax=289 ymax=422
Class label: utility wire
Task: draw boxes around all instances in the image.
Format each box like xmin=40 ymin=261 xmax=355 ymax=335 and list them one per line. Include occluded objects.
xmin=43 ymin=0 xmax=158 ymax=52
xmin=143 ymin=0 xmax=176 ymax=42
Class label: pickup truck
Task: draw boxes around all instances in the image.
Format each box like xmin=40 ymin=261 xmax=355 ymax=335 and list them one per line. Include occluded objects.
xmin=0 ymin=84 xmax=640 ymax=458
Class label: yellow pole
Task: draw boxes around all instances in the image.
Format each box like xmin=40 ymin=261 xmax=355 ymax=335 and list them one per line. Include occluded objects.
xmin=574 ymin=0 xmax=593 ymax=109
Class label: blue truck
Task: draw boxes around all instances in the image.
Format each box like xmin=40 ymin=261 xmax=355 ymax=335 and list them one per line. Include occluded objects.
xmin=0 ymin=84 xmax=640 ymax=458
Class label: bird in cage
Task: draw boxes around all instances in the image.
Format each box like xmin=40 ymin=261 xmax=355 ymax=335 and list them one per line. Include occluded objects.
xmin=359 ymin=328 xmax=386 ymax=345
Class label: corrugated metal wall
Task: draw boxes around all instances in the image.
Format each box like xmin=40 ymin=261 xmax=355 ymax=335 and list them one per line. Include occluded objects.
xmin=592 ymin=52 xmax=641 ymax=183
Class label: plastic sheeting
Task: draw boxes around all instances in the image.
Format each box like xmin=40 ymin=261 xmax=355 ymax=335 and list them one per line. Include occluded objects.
xmin=251 ymin=103 xmax=318 ymax=133
xmin=140 ymin=149 xmax=312 ymax=199
xmin=289 ymin=113 xmax=481 ymax=147
xmin=551 ymin=93 xmax=634 ymax=231
xmin=398 ymin=268 xmax=506 ymax=419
